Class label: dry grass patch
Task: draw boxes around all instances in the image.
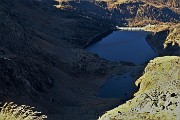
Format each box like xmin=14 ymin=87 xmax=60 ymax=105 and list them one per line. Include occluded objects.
xmin=0 ymin=102 xmax=47 ymax=120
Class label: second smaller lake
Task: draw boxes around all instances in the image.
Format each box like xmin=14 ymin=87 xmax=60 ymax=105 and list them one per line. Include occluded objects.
xmin=99 ymin=72 xmax=138 ymax=100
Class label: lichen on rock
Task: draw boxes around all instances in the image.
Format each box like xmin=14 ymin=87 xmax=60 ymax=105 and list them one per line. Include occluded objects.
xmin=99 ymin=56 xmax=180 ymax=120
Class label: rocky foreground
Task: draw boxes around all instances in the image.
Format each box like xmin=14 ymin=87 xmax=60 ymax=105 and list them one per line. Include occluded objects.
xmin=99 ymin=56 xmax=180 ymax=120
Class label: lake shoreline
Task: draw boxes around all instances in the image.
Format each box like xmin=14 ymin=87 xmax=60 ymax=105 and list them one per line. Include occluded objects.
xmin=86 ymin=30 xmax=157 ymax=65
xmin=83 ymin=28 xmax=156 ymax=53
xmin=83 ymin=28 xmax=118 ymax=48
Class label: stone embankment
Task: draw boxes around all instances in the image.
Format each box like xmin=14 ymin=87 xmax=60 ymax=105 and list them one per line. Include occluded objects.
xmin=116 ymin=24 xmax=156 ymax=31
xmin=116 ymin=26 xmax=145 ymax=31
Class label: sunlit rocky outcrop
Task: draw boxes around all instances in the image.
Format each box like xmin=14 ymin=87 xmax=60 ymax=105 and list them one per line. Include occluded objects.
xmin=99 ymin=56 xmax=180 ymax=120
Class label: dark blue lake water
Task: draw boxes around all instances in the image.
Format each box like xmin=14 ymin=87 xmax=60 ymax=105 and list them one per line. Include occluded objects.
xmin=86 ymin=31 xmax=157 ymax=65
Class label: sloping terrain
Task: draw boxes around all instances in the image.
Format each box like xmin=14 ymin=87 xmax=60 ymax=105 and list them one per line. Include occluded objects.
xmin=61 ymin=0 xmax=180 ymax=26
xmin=99 ymin=56 xmax=180 ymax=120
xmin=0 ymin=0 xmax=116 ymax=109
xmin=143 ymin=0 xmax=180 ymax=9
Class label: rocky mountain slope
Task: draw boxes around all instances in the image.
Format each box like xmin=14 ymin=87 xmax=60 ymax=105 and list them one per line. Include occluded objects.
xmin=0 ymin=0 xmax=115 ymax=109
xmin=61 ymin=0 xmax=180 ymax=26
xmin=144 ymin=0 xmax=180 ymax=8
xmin=99 ymin=56 xmax=180 ymax=120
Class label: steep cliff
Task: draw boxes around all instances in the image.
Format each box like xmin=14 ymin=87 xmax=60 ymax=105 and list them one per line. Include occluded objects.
xmin=147 ymin=24 xmax=180 ymax=56
xmin=99 ymin=56 xmax=180 ymax=120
